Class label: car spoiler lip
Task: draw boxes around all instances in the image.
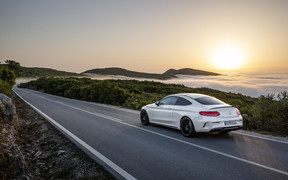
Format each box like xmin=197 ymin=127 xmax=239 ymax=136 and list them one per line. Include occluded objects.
xmin=202 ymin=105 xmax=233 ymax=110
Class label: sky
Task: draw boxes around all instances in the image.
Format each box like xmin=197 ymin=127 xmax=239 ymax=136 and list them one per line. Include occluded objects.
xmin=0 ymin=0 xmax=287 ymax=74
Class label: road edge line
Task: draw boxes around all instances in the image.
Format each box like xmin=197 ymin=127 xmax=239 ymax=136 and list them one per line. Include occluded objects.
xmin=13 ymin=89 xmax=137 ymax=180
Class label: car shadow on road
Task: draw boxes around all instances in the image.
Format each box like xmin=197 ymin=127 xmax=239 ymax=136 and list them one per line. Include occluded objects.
xmin=147 ymin=123 xmax=234 ymax=140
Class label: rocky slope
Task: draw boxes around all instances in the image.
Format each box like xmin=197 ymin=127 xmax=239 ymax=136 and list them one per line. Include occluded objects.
xmin=0 ymin=93 xmax=113 ymax=179
xmin=0 ymin=93 xmax=32 ymax=179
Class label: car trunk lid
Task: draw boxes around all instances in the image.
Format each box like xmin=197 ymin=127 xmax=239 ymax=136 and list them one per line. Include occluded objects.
xmin=202 ymin=105 xmax=239 ymax=118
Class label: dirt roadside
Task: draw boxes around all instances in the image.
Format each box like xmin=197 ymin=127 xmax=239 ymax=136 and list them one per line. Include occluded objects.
xmin=3 ymin=94 xmax=114 ymax=179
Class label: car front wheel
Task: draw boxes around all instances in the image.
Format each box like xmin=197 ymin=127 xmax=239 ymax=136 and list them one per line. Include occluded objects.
xmin=180 ymin=117 xmax=196 ymax=137
xmin=140 ymin=110 xmax=150 ymax=125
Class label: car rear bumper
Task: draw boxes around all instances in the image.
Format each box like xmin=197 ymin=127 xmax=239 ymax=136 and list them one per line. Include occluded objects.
xmin=209 ymin=126 xmax=243 ymax=132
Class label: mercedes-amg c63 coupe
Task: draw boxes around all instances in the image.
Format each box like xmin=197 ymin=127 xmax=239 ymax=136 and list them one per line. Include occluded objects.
xmin=140 ymin=93 xmax=243 ymax=137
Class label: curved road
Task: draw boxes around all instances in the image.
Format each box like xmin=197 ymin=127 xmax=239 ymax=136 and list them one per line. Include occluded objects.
xmin=13 ymin=87 xmax=288 ymax=180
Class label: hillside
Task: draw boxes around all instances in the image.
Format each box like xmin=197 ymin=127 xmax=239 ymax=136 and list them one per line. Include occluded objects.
xmin=164 ymin=68 xmax=220 ymax=76
xmin=82 ymin=67 xmax=220 ymax=80
xmin=20 ymin=67 xmax=80 ymax=77
xmin=82 ymin=67 xmax=173 ymax=79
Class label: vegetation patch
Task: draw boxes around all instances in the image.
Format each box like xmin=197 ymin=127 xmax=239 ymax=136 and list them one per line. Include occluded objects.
xmin=0 ymin=65 xmax=15 ymax=97
xmin=19 ymin=77 xmax=288 ymax=136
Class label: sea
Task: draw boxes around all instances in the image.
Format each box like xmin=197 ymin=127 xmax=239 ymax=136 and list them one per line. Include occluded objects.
xmin=16 ymin=73 xmax=288 ymax=98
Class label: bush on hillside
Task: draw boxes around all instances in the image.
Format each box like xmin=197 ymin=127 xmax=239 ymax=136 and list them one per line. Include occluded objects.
xmin=0 ymin=66 xmax=16 ymax=96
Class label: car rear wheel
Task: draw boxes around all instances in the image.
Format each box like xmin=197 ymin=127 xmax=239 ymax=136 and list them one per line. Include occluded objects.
xmin=180 ymin=117 xmax=196 ymax=137
xmin=140 ymin=110 xmax=150 ymax=125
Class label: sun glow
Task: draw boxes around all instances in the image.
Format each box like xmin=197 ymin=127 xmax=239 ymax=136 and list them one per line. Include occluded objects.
xmin=212 ymin=46 xmax=245 ymax=70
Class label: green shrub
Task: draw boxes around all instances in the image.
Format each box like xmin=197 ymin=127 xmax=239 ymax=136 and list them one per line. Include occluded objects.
xmin=0 ymin=66 xmax=15 ymax=96
xmin=248 ymin=93 xmax=288 ymax=135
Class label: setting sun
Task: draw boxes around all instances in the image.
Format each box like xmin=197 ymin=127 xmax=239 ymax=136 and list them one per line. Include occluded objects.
xmin=212 ymin=46 xmax=245 ymax=70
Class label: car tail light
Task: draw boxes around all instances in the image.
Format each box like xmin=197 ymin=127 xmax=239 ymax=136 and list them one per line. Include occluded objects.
xmin=199 ymin=111 xmax=220 ymax=117
xmin=236 ymin=109 xmax=241 ymax=115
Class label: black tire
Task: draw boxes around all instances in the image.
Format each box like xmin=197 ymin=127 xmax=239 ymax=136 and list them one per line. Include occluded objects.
xmin=180 ymin=117 xmax=196 ymax=137
xmin=140 ymin=110 xmax=150 ymax=125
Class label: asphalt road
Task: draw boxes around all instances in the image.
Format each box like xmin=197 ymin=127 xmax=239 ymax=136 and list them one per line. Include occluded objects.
xmin=13 ymin=87 xmax=288 ymax=180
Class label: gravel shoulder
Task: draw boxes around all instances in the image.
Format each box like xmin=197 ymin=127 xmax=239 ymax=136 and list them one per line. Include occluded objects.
xmin=12 ymin=95 xmax=114 ymax=179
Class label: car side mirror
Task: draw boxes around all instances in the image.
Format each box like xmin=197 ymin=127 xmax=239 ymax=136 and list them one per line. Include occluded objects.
xmin=155 ymin=101 xmax=160 ymax=106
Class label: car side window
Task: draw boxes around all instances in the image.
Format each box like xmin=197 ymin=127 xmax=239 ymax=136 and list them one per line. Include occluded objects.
xmin=175 ymin=97 xmax=192 ymax=106
xmin=160 ymin=96 xmax=178 ymax=105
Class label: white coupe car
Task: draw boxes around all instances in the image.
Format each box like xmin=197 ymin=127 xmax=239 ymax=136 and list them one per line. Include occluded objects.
xmin=140 ymin=93 xmax=243 ymax=137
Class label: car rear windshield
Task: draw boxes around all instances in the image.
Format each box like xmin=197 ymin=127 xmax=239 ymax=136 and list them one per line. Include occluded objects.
xmin=194 ymin=97 xmax=225 ymax=105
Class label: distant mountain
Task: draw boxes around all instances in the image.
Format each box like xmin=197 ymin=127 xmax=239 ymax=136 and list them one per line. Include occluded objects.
xmin=164 ymin=68 xmax=220 ymax=76
xmin=20 ymin=67 xmax=80 ymax=77
xmin=82 ymin=67 xmax=220 ymax=80
xmin=82 ymin=67 xmax=172 ymax=80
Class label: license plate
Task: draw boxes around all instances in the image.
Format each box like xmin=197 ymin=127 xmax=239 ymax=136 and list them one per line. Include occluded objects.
xmin=224 ymin=121 xmax=237 ymax=126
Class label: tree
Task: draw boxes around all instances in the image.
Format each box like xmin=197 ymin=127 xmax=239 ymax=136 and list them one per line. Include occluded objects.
xmin=5 ymin=60 xmax=22 ymax=77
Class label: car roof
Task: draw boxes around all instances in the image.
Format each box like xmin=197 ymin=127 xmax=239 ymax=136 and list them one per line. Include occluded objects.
xmin=169 ymin=93 xmax=211 ymax=99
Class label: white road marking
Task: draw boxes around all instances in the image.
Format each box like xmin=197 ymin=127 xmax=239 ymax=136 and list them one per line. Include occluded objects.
xmin=14 ymin=88 xmax=288 ymax=177
xmin=86 ymin=101 xmax=139 ymax=114
xmin=66 ymin=104 xmax=123 ymax=123
xmin=13 ymin=89 xmax=137 ymax=180
xmin=29 ymin=88 xmax=139 ymax=114
xmin=232 ymin=131 xmax=288 ymax=145
xmin=23 ymin=93 xmax=124 ymax=123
